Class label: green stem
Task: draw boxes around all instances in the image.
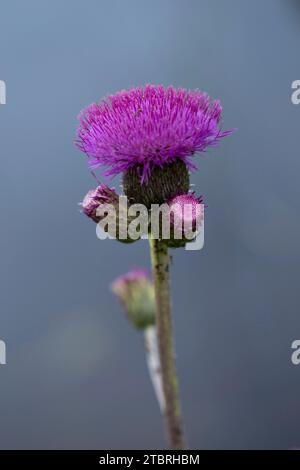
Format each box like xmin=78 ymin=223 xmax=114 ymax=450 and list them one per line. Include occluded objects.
xmin=149 ymin=238 xmax=186 ymax=449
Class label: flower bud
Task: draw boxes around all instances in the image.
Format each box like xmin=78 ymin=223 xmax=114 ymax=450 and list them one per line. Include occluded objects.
xmin=166 ymin=193 xmax=204 ymax=248
xmin=111 ymin=269 xmax=155 ymax=330
xmin=80 ymin=184 xmax=119 ymax=223
xmin=80 ymin=185 xmax=138 ymax=243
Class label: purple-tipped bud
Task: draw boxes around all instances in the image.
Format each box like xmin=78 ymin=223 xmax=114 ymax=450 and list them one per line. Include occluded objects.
xmin=111 ymin=269 xmax=155 ymax=330
xmin=169 ymin=193 xmax=204 ymax=230
xmin=167 ymin=193 xmax=204 ymax=248
xmin=80 ymin=184 xmax=119 ymax=223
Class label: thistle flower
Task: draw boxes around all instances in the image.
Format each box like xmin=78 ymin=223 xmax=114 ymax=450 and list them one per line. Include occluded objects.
xmin=77 ymin=85 xmax=233 ymax=206
xmin=111 ymin=269 xmax=155 ymax=330
xmin=80 ymin=184 xmax=119 ymax=223
xmin=77 ymin=85 xmax=234 ymax=449
xmin=77 ymin=85 xmax=232 ymax=181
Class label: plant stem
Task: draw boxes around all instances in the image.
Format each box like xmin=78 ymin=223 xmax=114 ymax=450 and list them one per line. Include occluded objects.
xmin=149 ymin=238 xmax=186 ymax=449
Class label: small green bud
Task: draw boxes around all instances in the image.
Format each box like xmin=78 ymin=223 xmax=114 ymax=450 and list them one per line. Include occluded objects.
xmin=111 ymin=270 xmax=155 ymax=330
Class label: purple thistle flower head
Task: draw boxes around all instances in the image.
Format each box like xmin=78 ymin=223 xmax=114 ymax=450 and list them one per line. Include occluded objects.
xmin=80 ymin=184 xmax=118 ymax=223
xmin=76 ymin=85 xmax=233 ymax=182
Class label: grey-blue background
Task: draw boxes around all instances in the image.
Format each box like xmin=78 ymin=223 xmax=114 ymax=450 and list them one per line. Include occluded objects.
xmin=0 ymin=0 xmax=299 ymax=449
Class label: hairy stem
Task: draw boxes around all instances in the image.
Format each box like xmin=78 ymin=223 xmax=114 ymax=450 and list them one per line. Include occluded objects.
xmin=149 ymin=238 xmax=186 ymax=449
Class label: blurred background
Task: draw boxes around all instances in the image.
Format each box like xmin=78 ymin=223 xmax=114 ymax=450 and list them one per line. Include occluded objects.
xmin=0 ymin=0 xmax=299 ymax=450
